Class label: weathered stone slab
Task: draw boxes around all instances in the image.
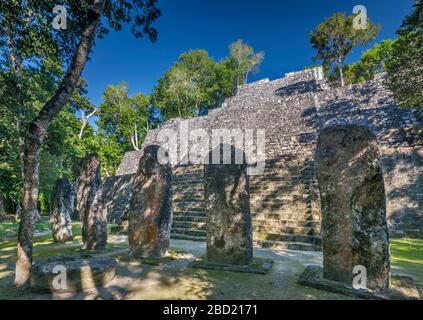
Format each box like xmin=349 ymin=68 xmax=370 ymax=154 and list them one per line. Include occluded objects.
xmin=75 ymin=154 xmax=104 ymax=250
xmin=315 ymin=125 xmax=390 ymax=291
xmin=188 ymin=257 xmax=273 ymax=274
xmin=30 ymin=254 xmax=117 ymax=294
xmin=128 ymin=145 xmax=173 ymax=258
xmin=83 ymin=187 xmax=108 ymax=250
xmin=298 ymin=265 xmax=419 ymax=300
xmin=204 ymin=144 xmax=253 ymax=266
xmin=50 ymin=178 xmax=74 ymax=242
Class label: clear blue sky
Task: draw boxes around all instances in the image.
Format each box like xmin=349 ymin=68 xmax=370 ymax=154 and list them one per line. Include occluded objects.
xmin=82 ymin=0 xmax=414 ymax=106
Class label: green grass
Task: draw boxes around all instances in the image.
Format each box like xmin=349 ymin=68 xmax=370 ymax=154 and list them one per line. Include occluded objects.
xmin=390 ymin=238 xmax=423 ymax=286
xmin=0 ymin=218 xmax=51 ymax=241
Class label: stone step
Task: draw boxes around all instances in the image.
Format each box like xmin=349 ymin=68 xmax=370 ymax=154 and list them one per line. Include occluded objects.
xmin=171 ymin=227 xmax=206 ymax=238
xmin=173 ymin=202 xmax=205 ymax=211
xmin=173 ymin=166 xmax=203 ymax=174
xmin=173 ymin=176 xmax=203 ymax=181
xmin=251 ymin=207 xmax=317 ymax=214
xmin=172 ymin=220 xmax=206 ymax=230
xmin=253 ymin=224 xmax=315 ymax=235
xmin=257 ymin=169 xmax=315 ymax=178
xmin=250 ymin=182 xmax=316 ymax=192
xmin=173 ymin=184 xmax=204 ymax=191
xmin=173 ymin=202 xmax=206 ymax=212
xmin=170 ymin=233 xmax=206 ymax=242
xmin=250 ymin=180 xmax=313 ymax=188
xmin=173 ymin=215 xmax=206 ymax=223
xmin=173 ymin=197 xmax=204 ymax=203
xmin=173 ymin=205 xmax=205 ymax=213
xmin=253 ymin=218 xmax=321 ymax=229
xmin=251 ymin=200 xmax=312 ymax=211
xmin=256 ymin=240 xmax=320 ymax=251
xmin=254 ymin=232 xmax=316 ymax=244
xmin=173 ymin=172 xmax=204 ymax=180
xmin=173 ymin=211 xmax=206 ymax=221
xmin=252 ymin=212 xmax=320 ymax=221
xmin=173 ymin=178 xmax=204 ymax=186
xmin=250 ymin=175 xmax=315 ymax=184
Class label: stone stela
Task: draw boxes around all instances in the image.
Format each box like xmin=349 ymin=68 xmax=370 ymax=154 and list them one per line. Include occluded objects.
xmin=76 ymin=154 xmax=107 ymax=251
xmin=50 ymin=178 xmax=74 ymax=243
xmin=204 ymin=144 xmax=253 ymax=266
xmin=128 ymin=145 xmax=173 ymax=258
xmin=315 ymin=124 xmax=391 ymax=291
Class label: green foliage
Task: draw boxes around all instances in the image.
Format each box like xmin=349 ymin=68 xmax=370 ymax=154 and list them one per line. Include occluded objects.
xmin=0 ymin=1 xmax=161 ymax=216
xmin=310 ymin=12 xmax=380 ymax=86
xmin=153 ymin=41 xmax=264 ymax=120
xmin=386 ymin=1 xmax=423 ymax=109
xmin=229 ymin=39 xmax=265 ymax=87
xmin=331 ymin=40 xmax=396 ymax=85
xmin=152 ymin=49 xmax=233 ymax=120
xmin=97 ymin=83 xmax=152 ymax=152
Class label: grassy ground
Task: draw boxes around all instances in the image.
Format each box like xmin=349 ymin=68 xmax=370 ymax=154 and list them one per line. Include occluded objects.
xmin=0 ymin=218 xmax=51 ymax=241
xmin=390 ymin=238 xmax=423 ymax=286
xmin=0 ymin=221 xmax=422 ymax=300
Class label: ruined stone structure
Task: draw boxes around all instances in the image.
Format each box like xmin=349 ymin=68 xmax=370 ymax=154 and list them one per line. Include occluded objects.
xmin=128 ymin=145 xmax=173 ymax=258
xmin=204 ymin=145 xmax=253 ymax=265
xmin=50 ymin=178 xmax=74 ymax=242
xmin=316 ymin=125 xmax=390 ymax=291
xmin=103 ymin=66 xmax=423 ymax=251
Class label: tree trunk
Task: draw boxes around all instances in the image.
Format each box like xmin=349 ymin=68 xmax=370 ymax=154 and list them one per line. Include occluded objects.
xmin=78 ymin=108 xmax=98 ymax=140
xmin=15 ymin=0 xmax=106 ymax=289
xmin=338 ymin=57 xmax=345 ymax=87
xmin=79 ymin=118 xmax=89 ymax=140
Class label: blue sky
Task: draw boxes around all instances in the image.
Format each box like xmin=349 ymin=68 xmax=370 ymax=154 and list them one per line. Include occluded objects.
xmin=82 ymin=0 xmax=414 ymax=106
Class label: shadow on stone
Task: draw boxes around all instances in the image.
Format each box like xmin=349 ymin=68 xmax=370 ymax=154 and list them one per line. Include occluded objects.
xmin=128 ymin=145 xmax=173 ymax=259
xmin=188 ymin=257 xmax=273 ymax=275
xmin=204 ymin=143 xmax=253 ymax=266
xmin=315 ymin=125 xmax=390 ymax=291
xmin=30 ymin=254 xmax=117 ymax=294
xmin=50 ymin=178 xmax=74 ymax=243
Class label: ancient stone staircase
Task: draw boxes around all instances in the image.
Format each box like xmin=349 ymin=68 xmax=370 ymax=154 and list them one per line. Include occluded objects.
xmin=170 ymin=156 xmax=322 ymax=250
xmin=250 ymin=154 xmax=322 ymax=251
xmin=171 ymin=165 xmax=207 ymax=241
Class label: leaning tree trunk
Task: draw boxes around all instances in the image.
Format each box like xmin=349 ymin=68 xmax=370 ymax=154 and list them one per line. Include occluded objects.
xmin=15 ymin=0 xmax=106 ymax=289
xmin=338 ymin=57 xmax=345 ymax=87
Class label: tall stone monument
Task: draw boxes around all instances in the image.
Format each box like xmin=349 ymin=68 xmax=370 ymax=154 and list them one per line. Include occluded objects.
xmin=204 ymin=144 xmax=253 ymax=266
xmin=50 ymin=178 xmax=74 ymax=242
xmin=128 ymin=145 xmax=173 ymax=258
xmin=315 ymin=125 xmax=390 ymax=291
xmin=75 ymin=154 xmax=103 ymax=249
